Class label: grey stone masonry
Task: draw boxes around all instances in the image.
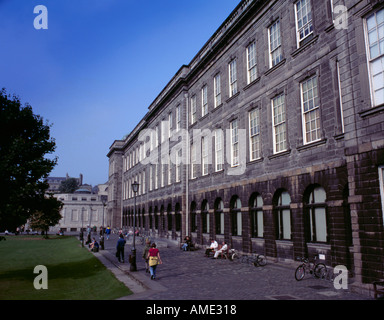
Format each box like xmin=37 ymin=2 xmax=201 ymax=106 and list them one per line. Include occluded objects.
xmin=107 ymin=0 xmax=384 ymax=297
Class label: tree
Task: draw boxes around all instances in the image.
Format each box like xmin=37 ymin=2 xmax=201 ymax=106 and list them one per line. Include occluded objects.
xmin=29 ymin=195 xmax=63 ymax=238
xmin=0 ymin=89 xmax=58 ymax=231
xmin=59 ymin=178 xmax=79 ymax=193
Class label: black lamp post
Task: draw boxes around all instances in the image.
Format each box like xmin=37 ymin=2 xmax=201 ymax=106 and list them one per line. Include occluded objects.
xmin=130 ymin=181 xmax=139 ymax=271
xmin=80 ymin=210 xmax=84 ymax=247
xmin=100 ymin=196 xmax=107 ymax=250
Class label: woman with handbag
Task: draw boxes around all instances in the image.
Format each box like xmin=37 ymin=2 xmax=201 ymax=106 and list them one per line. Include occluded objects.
xmin=147 ymin=243 xmax=162 ymax=280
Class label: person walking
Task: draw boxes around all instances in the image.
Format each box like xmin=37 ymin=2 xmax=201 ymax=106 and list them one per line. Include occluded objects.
xmin=105 ymin=226 xmax=111 ymax=240
xmin=147 ymin=243 xmax=162 ymax=280
xmin=116 ymin=233 xmax=126 ymax=263
xmin=142 ymin=239 xmax=151 ymax=273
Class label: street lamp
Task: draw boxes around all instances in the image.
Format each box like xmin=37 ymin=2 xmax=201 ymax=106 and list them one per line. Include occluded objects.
xmin=100 ymin=195 xmax=107 ymax=250
xmin=81 ymin=209 xmax=84 ymax=247
xmin=130 ymin=181 xmax=140 ymax=271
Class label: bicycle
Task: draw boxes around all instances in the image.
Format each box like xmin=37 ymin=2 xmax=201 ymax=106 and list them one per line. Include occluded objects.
xmin=229 ymin=249 xmax=267 ymax=267
xmin=294 ymin=255 xmax=327 ymax=281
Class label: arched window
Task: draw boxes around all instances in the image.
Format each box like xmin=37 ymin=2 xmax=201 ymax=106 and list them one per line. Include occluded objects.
xmin=123 ymin=208 xmax=128 ymax=228
xmin=141 ymin=209 xmax=145 ymax=231
xmin=250 ymin=194 xmax=264 ymax=238
xmin=305 ymin=186 xmax=328 ymax=243
xmin=201 ymin=200 xmax=210 ymax=234
xmin=231 ymin=197 xmax=242 ymax=236
xmin=175 ymin=203 xmax=181 ymax=232
xmin=160 ymin=205 xmax=165 ymax=235
xmin=149 ymin=207 xmax=153 ymax=230
xmin=167 ymin=204 xmax=173 ymax=232
xmin=215 ymin=199 xmax=224 ymax=235
xmin=275 ymin=191 xmax=291 ymax=240
xmin=343 ymin=185 xmax=353 ymax=247
xmin=190 ymin=202 xmax=197 ymax=233
xmin=154 ymin=206 xmax=159 ymax=230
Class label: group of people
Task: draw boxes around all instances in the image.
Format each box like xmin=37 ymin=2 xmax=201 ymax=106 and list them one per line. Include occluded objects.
xmin=92 ymin=232 xmax=228 ymax=281
xmin=115 ymin=234 xmax=163 ymax=280
xmin=85 ymin=226 xmax=111 ymax=250
xmin=89 ymin=237 xmax=100 ymax=252
xmin=205 ymin=239 xmax=228 ymax=259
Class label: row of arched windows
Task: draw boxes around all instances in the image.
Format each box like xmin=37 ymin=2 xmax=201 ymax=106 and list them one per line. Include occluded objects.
xmin=123 ymin=184 xmax=352 ymax=246
xmin=123 ymin=203 xmax=182 ymax=234
xmin=189 ymin=185 xmax=333 ymax=244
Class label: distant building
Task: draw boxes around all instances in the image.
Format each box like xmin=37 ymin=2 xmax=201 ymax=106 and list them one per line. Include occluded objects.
xmin=46 ymin=173 xmax=83 ymax=194
xmin=50 ymin=184 xmax=108 ymax=233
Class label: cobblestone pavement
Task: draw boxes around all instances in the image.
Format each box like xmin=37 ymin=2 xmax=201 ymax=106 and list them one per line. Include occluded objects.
xmin=95 ymin=233 xmax=370 ymax=301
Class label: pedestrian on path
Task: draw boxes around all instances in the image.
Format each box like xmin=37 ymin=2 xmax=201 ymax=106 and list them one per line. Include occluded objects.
xmin=116 ymin=233 xmax=126 ymax=263
xmin=105 ymin=226 xmax=111 ymax=240
xmin=147 ymin=243 xmax=162 ymax=280
xmin=142 ymin=239 xmax=151 ymax=273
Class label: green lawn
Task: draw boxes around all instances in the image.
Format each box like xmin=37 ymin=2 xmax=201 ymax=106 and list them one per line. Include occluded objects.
xmin=0 ymin=235 xmax=133 ymax=300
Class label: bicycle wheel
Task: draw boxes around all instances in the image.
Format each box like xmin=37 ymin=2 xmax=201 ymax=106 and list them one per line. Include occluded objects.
xmin=295 ymin=265 xmax=306 ymax=281
xmin=230 ymin=252 xmax=239 ymax=262
xmin=314 ymin=263 xmax=327 ymax=279
xmin=256 ymin=255 xmax=267 ymax=267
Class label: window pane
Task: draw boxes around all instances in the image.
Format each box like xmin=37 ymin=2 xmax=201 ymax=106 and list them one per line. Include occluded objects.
xmin=366 ymin=8 xmax=384 ymax=107
xmin=237 ymin=212 xmax=242 ymax=236
xmin=296 ymin=0 xmax=313 ymax=42
xmin=220 ymin=212 xmax=225 ymax=234
xmin=214 ymin=74 xmax=221 ymax=107
xmin=235 ymin=198 xmax=241 ymax=208
xmin=229 ymin=60 xmax=238 ymax=96
xmin=313 ymin=187 xmax=326 ymax=203
xmin=302 ymin=76 xmax=321 ymax=143
xmin=371 ymin=57 xmax=384 ymax=105
xmin=269 ymin=20 xmax=282 ymax=66
xmin=280 ymin=191 xmax=291 ymax=206
xmin=257 ymin=210 xmax=264 ymax=237
xmin=367 ymin=15 xmax=376 ymax=31
xmin=272 ymin=94 xmax=287 ymax=153
xmin=257 ymin=195 xmax=263 ymax=207
xmin=231 ymin=120 xmax=239 ymax=166
xmin=282 ymin=209 xmax=291 ymax=239
xmin=315 ymin=207 xmax=327 ymax=242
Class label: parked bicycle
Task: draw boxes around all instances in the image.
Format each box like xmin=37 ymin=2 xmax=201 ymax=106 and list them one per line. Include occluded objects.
xmin=294 ymin=254 xmax=327 ymax=281
xmin=229 ymin=249 xmax=267 ymax=267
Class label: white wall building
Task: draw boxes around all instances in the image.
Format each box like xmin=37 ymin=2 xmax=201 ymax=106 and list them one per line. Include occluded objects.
xmin=51 ymin=185 xmax=108 ymax=233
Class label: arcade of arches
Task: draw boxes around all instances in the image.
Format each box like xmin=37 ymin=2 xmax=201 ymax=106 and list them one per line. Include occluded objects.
xmin=123 ymin=181 xmax=353 ymax=269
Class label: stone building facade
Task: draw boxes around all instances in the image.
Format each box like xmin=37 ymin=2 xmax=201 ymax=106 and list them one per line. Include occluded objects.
xmin=107 ymin=0 xmax=384 ymax=295
xmin=51 ymin=188 xmax=108 ymax=233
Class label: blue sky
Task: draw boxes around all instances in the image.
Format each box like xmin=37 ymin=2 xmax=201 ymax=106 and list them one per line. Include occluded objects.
xmin=0 ymin=0 xmax=240 ymax=186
